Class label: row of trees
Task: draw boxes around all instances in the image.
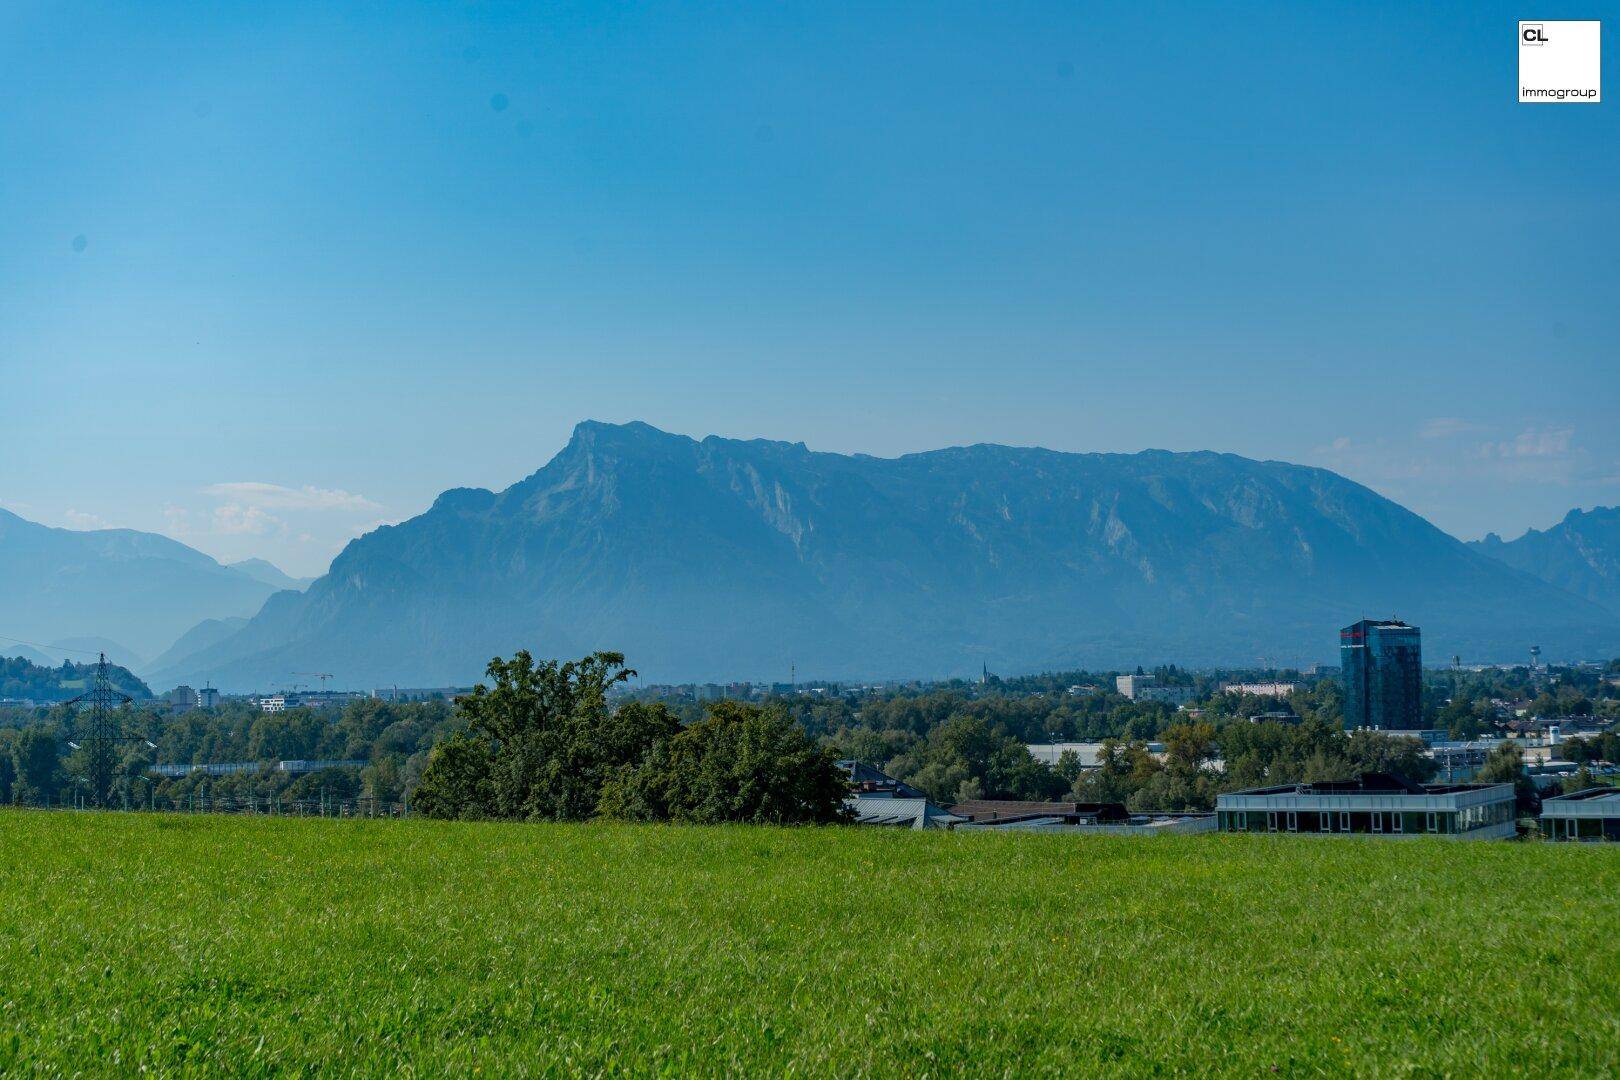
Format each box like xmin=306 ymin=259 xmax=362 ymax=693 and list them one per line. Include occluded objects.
xmin=0 ymin=695 xmax=459 ymax=808
xmin=6 ymin=649 xmax=1615 ymax=819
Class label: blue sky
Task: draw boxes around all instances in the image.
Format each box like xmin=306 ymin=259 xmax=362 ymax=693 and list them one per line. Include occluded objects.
xmin=2 ymin=1 xmax=1616 ymax=576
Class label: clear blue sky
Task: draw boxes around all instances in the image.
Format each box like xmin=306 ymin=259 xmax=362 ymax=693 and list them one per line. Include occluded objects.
xmin=2 ymin=1 xmax=1616 ymax=576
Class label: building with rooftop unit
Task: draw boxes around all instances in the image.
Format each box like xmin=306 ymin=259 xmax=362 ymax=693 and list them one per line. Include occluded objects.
xmin=1541 ymin=787 xmax=1620 ymax=841
xmin=1216 ymin=772 xmax=1516 ymax=839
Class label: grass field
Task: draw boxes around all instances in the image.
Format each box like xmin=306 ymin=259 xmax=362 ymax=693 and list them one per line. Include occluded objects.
xmin=1 ymin=813 xmax=1618 ymax=1077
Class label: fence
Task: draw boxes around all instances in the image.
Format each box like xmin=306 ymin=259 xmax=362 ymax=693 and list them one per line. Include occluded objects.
xmin=12 ymin=792 xmax=411 ymax=818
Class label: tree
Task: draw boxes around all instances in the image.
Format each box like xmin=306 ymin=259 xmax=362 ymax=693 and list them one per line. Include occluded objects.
xmin=1345 ymin=731 xmax=1438 ymax=783
xmin=599 ymin=701 xmax=852 ymax=825
xmin=415 ymin=651 xmax=683 ymax=821
xmin=286 ymin=767 xmax=361 ymax=803
xmin=11 ymin=727 xmax=61 ymax=805
xmin=1477 ymin=743 xmax=1540 ymax=816
xmin=412 ymin=732 xmax=496 ymax=819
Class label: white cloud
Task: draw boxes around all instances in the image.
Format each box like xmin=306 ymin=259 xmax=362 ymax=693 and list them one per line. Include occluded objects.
xmin=201 ymin=482 xmax=380 ymax=512
xmin=61 ymin=509 xmax=110 ymax=530
xmin=212 ymin=504 xmax=283 ymax=536
xmin=1477 ymin=427 xmax=1574 ymax=460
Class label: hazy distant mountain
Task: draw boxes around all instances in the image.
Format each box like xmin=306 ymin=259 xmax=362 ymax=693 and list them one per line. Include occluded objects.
xmin=1472 ymin=507 xmax=1620 ymax=617
xmin=142 ymin=617 xmax=250 ymax=683
xmin=227 ymin=558 xmax=315 ymax=592
xmin=0 ymin=508 xmax=280 ymax=660
xmin=49 ymin=636 xmax=145 ymax=672
xmin=1 ymin=645 xmax=57 ymax=668
xmin=154 ymin=422 xmax=1620 ymax=690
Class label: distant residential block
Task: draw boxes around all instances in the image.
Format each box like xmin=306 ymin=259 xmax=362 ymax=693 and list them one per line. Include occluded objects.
xmin=1223 ymin=682 xmax=1297 ymax=697
xmin=1115 ymin=674 xmax=1193 ymax=705
xmin=838 ymin=760 xmax=964 ymax=829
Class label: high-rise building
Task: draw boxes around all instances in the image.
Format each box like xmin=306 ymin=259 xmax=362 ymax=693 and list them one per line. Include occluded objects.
xmin=1340 ymin=619 xmax=1422 ymax=730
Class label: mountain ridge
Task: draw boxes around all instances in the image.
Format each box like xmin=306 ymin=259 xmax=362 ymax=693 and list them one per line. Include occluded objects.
xmin=0 ymin=507 xmax=282 ymax=661
xmin=150 ymin=422 xmax=1620 ymax=689
xmin=1471 ymin=506 xmax=1620 ymax=617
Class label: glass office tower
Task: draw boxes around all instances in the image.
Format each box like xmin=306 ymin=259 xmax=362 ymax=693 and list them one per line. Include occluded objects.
xmin=1340 ymin=619 xmax=1422 ymax=730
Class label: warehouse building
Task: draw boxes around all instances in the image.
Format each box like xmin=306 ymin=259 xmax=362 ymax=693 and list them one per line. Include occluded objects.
xmin=1216 ymin=772 xmax=1516 ymax=839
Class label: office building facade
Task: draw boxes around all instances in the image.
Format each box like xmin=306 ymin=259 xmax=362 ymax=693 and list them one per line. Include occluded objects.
xmin=1340 ymin=619 xmax=1422 ymax=729
xmin=1541 ymin=787 xmax=1620 ymax=841
xmin=1216 ymin=773 xmax=1516 ymax=839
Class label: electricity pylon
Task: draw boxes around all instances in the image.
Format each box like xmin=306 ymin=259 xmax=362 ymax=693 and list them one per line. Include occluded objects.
xmin=65 ymin=653 xmax=136 ymax=807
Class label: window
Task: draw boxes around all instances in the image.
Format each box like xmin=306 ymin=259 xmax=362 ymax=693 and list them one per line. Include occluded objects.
xmin=1426 ymin=811 xmax=1437 ymax=833
xmin=1391 ymin=813 xmax=1403 ymax=833
xmin=1267 ymin=811 xmax=1278 ymax=832
xmin=1372 ymin=812 xmax=1383 ymax=833
xmin=1320 ymin=812 xmax=1331 ymax=832
xmin=1339 ymin=811 xmax=1350 ymax=832
xmin=1286 ymin=811 xmax=1297 ymax=832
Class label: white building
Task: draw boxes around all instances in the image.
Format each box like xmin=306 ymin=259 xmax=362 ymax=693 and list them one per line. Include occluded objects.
xmin=1223 ymin=682 xmax=1297 ymax=698
xmin=1115 ymin=674 xmax=1194 ymax=705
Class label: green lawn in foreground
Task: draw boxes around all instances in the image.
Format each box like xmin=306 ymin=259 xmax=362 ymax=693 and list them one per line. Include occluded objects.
xmin=0 ymin=812 xmax=1617 ymax=1076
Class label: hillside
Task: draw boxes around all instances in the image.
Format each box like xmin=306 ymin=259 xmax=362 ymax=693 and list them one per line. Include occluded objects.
xmin=141 ymin=617 xmax=251 ymax=679
xmin=226 ymin=559 xmax=314 ymax=592
xmin=0 ymin=655 xmax=151 ymax=703
xmin=1473 ymin=507 xmax=1620 ymax=617
xmin=1 ymin=814 xmax=1616 ymax=1075
xmin=153 ymin=422 xmax=1620 ymax=688
xmin=0 ymin=509 xmax=279 ymax=663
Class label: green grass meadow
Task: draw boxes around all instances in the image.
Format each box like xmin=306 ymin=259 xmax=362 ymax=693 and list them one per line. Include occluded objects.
xmin=1 ymin=811 xmax=1617 ymax=1076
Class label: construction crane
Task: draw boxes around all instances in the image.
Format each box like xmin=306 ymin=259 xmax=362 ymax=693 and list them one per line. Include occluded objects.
xmin=293 ymin=672 xmax=334 ymax=690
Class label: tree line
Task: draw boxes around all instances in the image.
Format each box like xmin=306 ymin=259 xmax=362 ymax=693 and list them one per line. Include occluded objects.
xmin=3 ymin=650 xmax=1615 ymax=818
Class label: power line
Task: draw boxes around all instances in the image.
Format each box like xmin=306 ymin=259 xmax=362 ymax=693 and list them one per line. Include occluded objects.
xmin=0 ymin=633 xmax=103 ymax=657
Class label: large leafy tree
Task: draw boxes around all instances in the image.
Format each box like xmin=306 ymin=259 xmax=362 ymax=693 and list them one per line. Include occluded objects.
xmin=416 ymin=651 xmax=680 ymax=821
xmin=600 ymin=701 xmax=852 ymax=825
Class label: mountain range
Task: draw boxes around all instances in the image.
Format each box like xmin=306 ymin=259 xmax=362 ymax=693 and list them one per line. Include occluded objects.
xmin=0 ymin=507 xmax=301 ymax=670
xmin=1471 ymin=507 xmax=1620 ymax=618
xmin=146 ymin=421 xmax=1620 ymax=690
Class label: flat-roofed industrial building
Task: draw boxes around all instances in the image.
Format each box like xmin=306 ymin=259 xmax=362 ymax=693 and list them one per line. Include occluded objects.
xmin=1541 ymin=787 xmax=1620 ymax=842
xmin=1216 ymin=773 xmax=1516 ymax=839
